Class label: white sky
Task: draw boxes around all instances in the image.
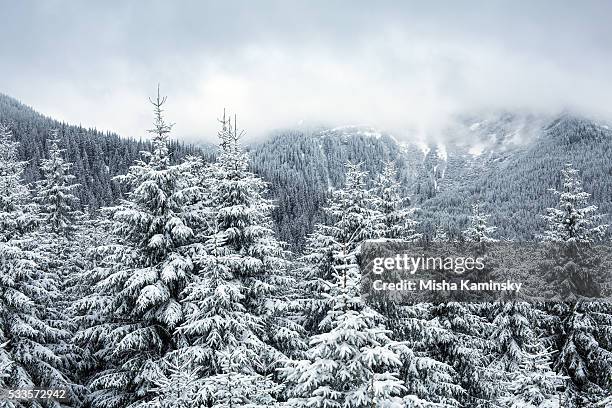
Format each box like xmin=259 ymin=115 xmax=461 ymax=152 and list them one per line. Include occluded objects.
xmin=1 ymin=1 xmax=612 ymax=142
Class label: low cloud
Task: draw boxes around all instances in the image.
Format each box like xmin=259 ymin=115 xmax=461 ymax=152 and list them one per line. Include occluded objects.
xmin=1 ymin=1 xmax=611 ymax=142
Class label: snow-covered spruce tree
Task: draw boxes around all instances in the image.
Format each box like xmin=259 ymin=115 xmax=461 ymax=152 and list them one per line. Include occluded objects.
xmin=67 ymin=208 xmax=117 ymax=389
xmin=490 ymin=301 xmax=563 ymax=407
xmin=539 ymin=162 xmax=606 ymax=300
xmin=284 ymin=162 xmax=450 ymax=407
xmin=175 ymin=112 xmax=300 ymax=406
xmin=428 ymin=301 xmax=497 ymax=406
xmin=372 ymin=161 xmax=419 ymax=241
xmin=595 ymin=395 xmax=612 ymax=407
xmin=419 ymin=202 xmax=499 ymax=406
xmin=542 ymin=163 xmax=607 ymax=245
xmin=281 ymin=247 xmax=406 ymax=408
xmin=548 ymin=302 xmax=612 ymax=406
xmin=463 ymin=202 xmax=497 ymax=248
xmin=391 ymin=302 xmax=465 ymax=407
xmin=539 ymin=163 xmax=611 ymax=406
xmin=0 ymin=123 xmax=34 ymax=233
xmin=0 ymin=340 xmax=16 ymax=408
xmin=370 ymin=165 xmax=464 ymax=406
xmin=34 ymin=131 xmax=86 ymax=392
xmin=432 ymin=224 xmax=448 ymax=243
xmin=74 ymin=89 xmax=197 ymax=408
xmin=199 ymin=348 xmax=281 ymax=407
xmin=0 ymin=123 xmax=77 ymax=406
xmin=496 ymin=349 xmax=562 ymax=408
xmin=35 ymin=132 xmax=81 ymax=236
xmin=295 ymin=162 xmax=382 ymax=334
xmin=176 ymin=222 xmax=283 ymax=406
xmin=143 ymin=347 xmax=280 ymax=408
xmin=213 ymin=114 xmax=302 ymax=361
xmin=138 ymin=352 xmax=204 ymax=408
xmin=0 ymin=340 xmax=11 ymax=386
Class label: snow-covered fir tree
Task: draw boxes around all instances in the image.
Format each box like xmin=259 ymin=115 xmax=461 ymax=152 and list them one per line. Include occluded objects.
xmin=429 ymin=301 xmax=498 ymax=406
xmin=538 ymin=163 xmax=606 ymax=320
xmin=432 ymin=224 xmax=448 ymax=243
xmin=549 ymin=302 xmax=612 ymax=406
xmin=284 ymin=161 xmax=457 ymax=407
xmin=496 ymin=350 xmax=562 ymax=408
xmin=539 ymin=163 xmax=607 ymax=300
xmin=0 ymin=123 xmax=76 ymax=407
xmin=378 ymin=202 xmax=464 ymax=405
xmin=212 ymin=113 xmax=301 ymax=361
xmin=0 ymin=123 xmax=34 ymax=233
xmin=542 ymin=163 xmax=607 ymax=244
xmin=372 ymin=161 xmax=419 ymax=241
xmin=73 ymin=89 xmax=197 ymax=407
xmin=138 ymin=353 xmax=204 ymax=408
xmin=35 ymin=132 xmax=81 ymax=236
xmin=463 ymin=202 xmax=497 ymax=246
xmin=143 ymin=347 xmax=282 ymax=408
xmin=177 ymin=222 xmax=284 ymax=407
xmin=490 ymin=301 xmax=562 ymax=407
xmin=539 ymin=164 xmax=611 ymax=406
xmin=283 ymin=163 xmax=396 ymax=406
xmin=281 ymin=249 xmax=406 ymax=407
xmin=32 ymin=130 xmax=86 ymax=402
xmin=595 ymin=395 xmax=612 ymax=407
xmin=416 ymin=202 xmax=499 ymax=406
xmin=199 ymin=348 xmax=281 ymax=407
xmin=175 ymin=112 xmax=299 ymax=406
xmin=295 ymin=162 xmax=382 ymax=333
xmin=0 ymin=340 xmax=11 ymax=388
xmin=392 ymin=303 xmax=465 ymax=407
xmin=67 ymin=208 xmax=117 ymax=388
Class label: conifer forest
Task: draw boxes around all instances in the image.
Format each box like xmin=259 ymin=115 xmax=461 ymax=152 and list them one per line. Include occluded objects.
xmin=2 ymin=2 xmax=612 ymax=408
xmin=1 ymin=88 xmax=611 ymax=408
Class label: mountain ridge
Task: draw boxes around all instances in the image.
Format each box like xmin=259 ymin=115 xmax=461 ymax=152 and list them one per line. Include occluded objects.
xmin=2 ymin=92 xmax=610 ymax=248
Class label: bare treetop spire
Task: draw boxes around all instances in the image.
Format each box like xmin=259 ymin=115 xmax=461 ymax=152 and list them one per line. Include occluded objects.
xmin=148 ymin=84 xmax=173 ymax=140
xmin=148 ymin=85 xmax=173 ymax=169
xmin=217 ymin=109 xmax=245 ymax=153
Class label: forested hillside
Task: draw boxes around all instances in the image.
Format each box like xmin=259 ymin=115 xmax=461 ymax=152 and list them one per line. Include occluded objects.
xmin=0 ymin=93 xmax=201 ymax=209
xmin=1 ymin=91 xmax=611 ymax=407
xmin=251 ymin=115 xmax=612 ymax=247
xmin=249 ymin=127 xmax=413 ymax=247
xmin=4 ymin=92 xmax=611 ymax=249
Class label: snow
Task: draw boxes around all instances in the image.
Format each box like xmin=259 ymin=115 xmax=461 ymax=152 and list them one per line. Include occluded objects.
xmin=5 ymin=101 xmax=612 ymax=408
xmin=433 ymin=165 xmax=438 ymax=191
xmin=436 ymin=143 xmax=447 ymax=161
xmin=416 ymin=141 xmax=430 ymax=158
xmin=469 ymin=121 xmax=482 ymax=131
xmin=468 ymin=144 xmax=485 ymax=156
xmin=329 ymin=125 xmax=384 ymax=139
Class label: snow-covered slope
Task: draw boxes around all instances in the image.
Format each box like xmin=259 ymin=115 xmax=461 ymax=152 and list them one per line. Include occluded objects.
xmin=250 ymin=111 xmax=612 ymax=246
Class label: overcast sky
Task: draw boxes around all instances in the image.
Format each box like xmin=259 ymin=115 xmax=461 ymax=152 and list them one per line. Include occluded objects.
xmin=1 ymin=1 xmax=612 ymax=142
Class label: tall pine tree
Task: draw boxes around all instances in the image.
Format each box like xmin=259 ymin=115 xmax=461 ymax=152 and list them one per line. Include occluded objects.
xmin=281 ymin=245 xmax=406 ymax=407
xmin=74 ymin=89 xmax=196 ymax=407
xmin=176 ymin=112 xmax=298 ymax=407
xmin=33 ymin=130 xmax=86 ymax=403
xmin=0 ymin=123 xmax=76 ymax=407
xmin=371 ymin=161 xmax=419 ymax=241
xmin=540 ymin=163 xmax=611 ymax=406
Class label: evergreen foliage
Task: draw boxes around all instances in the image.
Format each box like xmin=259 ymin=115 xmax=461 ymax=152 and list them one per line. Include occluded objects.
xmin=74 ymin=89 xmax=196 ymax=407
xmin=281 ymin=243 xmax=405 ymax=407
xmin=0 ymin=123 xmax=76 ymax=407
xmin=538 ymin=164 xmax=611 ymax=406
xmin=1 ymin=93 xmax=611 ymax=407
